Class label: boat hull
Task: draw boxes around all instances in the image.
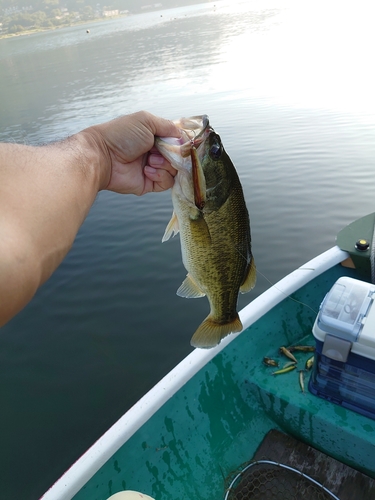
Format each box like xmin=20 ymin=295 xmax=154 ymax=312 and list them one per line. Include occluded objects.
xmin=42 ymin=246 xmax=375 ymax=500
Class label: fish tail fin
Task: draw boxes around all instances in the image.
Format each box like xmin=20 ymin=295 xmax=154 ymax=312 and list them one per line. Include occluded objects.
xmin=190 ymin=315 xmax=243 ymax=349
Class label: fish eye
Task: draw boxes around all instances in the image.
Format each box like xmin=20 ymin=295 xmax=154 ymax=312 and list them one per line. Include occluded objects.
xmin=209 ymin=142 xmax=222 ymax=160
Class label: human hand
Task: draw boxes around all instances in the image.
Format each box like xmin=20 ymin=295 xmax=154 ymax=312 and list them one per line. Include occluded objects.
xmin=83 ymin=111 xmax=180 ymax=196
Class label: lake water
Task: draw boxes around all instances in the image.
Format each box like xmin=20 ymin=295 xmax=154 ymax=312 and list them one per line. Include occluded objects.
xmin=1 ymin=0 xmax=375 ymax=497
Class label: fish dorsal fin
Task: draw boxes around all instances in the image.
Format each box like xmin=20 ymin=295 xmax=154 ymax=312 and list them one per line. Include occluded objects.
xmin=240 ymin=257 xmax=256 ymax=294
xmin=177 ymin=274 xmax=205 ymax=298
xmin=162 ymin=211 xmax=179 ymax=242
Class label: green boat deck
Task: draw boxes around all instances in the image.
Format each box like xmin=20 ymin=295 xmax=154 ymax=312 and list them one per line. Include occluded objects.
xmin=74 ymin=263 xmax=375 ymax=500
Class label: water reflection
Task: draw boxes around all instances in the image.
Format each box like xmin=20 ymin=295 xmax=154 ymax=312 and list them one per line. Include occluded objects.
xmin=0 ymin=2 xmax=282 ymax=141
xmin=0 ymin=1 xmax=375 ymax=498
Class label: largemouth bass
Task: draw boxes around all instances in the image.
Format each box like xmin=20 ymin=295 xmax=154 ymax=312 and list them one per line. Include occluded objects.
xmin=155 ymin=115 xmax=256 ymax=348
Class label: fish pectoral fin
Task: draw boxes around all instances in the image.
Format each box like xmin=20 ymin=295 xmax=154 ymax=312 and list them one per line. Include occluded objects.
xmin=176 ymin=274 xmax=205 ymax=298
xmin=189 ymin=210 xmax=211 ymax=246
xmin=162 ymin=212 xmax=179 ymax=242
xmin=190 ymin=314 xmax=243 ymax=349
xmin=240 ymin=257 xmax=256 ymax=294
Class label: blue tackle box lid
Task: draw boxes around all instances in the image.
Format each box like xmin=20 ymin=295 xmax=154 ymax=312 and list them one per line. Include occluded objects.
xmin=313 ymin=277 xmax=375 ymax=361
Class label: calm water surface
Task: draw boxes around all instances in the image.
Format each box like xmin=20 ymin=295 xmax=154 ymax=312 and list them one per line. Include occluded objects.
xmin=1 ymin=1 xmax=375 ymax=497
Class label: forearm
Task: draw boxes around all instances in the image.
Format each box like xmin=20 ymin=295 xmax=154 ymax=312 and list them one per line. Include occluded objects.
xmin=0 ymin=111 xmax=179 ymax=327
xmin=0 ymin=131 xmax=107 ymax=326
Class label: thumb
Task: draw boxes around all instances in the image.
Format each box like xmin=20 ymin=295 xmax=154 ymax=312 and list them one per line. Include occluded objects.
xmin=145 ymin=113 xmax=181 ymax=139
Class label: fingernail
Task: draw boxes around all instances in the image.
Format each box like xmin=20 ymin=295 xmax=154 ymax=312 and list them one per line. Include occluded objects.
xmin=149 ymin=154 xmax=164 ymax=165
xmin=144 ymin=165 xmax=157 ymax=174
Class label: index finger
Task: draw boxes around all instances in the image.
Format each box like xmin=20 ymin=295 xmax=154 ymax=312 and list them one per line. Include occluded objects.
xmin=147 ymin=148 xmax=177 ymax=176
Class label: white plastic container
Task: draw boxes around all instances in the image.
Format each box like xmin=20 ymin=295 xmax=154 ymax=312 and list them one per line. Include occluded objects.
xmin=309 ymin=277 xmax=375 ymax=419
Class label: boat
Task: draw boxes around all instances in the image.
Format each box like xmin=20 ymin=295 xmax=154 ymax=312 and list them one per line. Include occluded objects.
xmin=41 ymin=213 xmax=375 ymax=500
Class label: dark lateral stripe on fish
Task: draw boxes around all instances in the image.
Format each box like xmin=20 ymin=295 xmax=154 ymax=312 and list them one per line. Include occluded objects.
xmin=155 ymin=115 xmax=254 ymax=349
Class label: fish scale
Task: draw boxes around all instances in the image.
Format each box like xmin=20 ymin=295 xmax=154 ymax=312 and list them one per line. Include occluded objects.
xmin=155 ymin=115 xmax=256 ymax=348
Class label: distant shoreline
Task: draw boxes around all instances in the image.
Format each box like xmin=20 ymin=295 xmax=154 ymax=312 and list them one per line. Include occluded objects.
xmin=0 ymin=14 xmax=128 ymax=40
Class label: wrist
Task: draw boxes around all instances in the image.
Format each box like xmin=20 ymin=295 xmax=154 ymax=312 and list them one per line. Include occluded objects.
xmin=76 ymin=127 xmax=112 ymax=191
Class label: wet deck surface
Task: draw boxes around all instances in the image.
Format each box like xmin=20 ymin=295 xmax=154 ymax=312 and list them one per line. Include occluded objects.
xmin=252 ymin=429 xmax=375 ymax=500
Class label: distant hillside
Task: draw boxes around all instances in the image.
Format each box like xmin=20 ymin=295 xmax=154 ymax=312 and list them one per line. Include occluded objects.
xmin=0 ymin=0 xmax=204 ymax=36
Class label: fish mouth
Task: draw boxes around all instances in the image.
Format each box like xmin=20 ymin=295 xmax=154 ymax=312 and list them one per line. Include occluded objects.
xmin=154 ymin=115 xmax=211 ymax=166
xmin=155 ymin=115 xmax=212 ymax=210
xmin=176 ymin=115 xmax=210 ymax=145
